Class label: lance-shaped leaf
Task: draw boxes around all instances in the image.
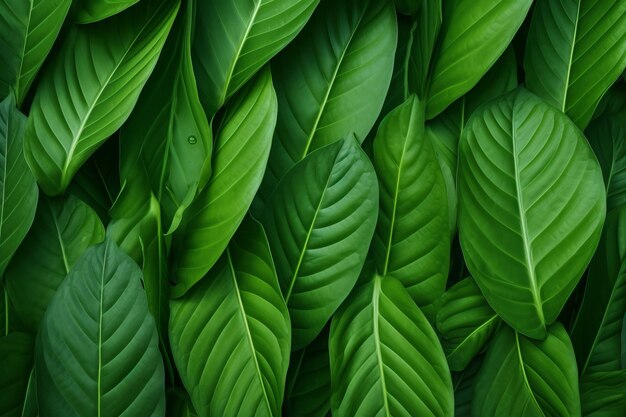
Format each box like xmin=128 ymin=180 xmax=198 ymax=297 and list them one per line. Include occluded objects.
xmin=285 ymin=328 xmax=331 ymax=417
xmin=457 ymin=88 xmax=606 ymax=339
xmin=436 ymin=278 xmax=500 ymax=371
xmin=524 ymin=0 xmax=626 ymax=129
xmin=371 ymin=95 xmax=449 ymax=306
xmin=169 ymin=217 xmax=291 ymax=417
xmin=0 ymin=0 xmax=71 ymax=105
xmin=571 ymin=206 xmax=626 ymax=376
xmin=35 ymin=239 xmax=165 ymax=417
xmin=192 ymin=0 xmax=318 ymax=116
xmin=4 ymin=195 xmax=104 ymax=331
xmin=413 ymin=0 xmax=441 ymax=99
xmin=120 ymin=1 xmax=212 ymax=232
xmin=77 ymin=0 xmax=141 ymax=23
xmin=170 ymin=69 xmax=277 ymax=297
xmin=263 ymin=137 xmax=378 ymax=350
xmin=329 ymin=275 xmax=454 ymax=417
xmin=23 ymin=0 xmax=179 ymax=196
xmin=260 ymin=0 xmax=396 ymax=197
xmin=472 ymin=324 xmax=581 ymax=417
xmin=0 ymin=94 xmax=38 ymax=276
xmin=0 ymin=332 xmax=35 ymax=417
xmin=581 ymin=371 xmax=626 ymax=416
xmin=425 ymin=0 xmax=532 ymax=119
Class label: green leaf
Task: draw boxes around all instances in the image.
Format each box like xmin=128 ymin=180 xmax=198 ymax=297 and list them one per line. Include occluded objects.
xmin=0 ymin=93 xmax=38 ymax=276
xmin=170 ymin=68 xmax=277 ymax=297
xmin=413 ymin=0 xmax=441 ymax=99
xmin=77 ymin=0 xmax=141 ymax=23
xmin=285 ymin=328 xmax=331 ymax=417
xmin=260 ymin=0 xmax=397 ymax=198
xmin=192 ymin=0 xmax=319 ymax=116
xmin=0 ymin=332 xmax=35 ymax=417
xmin=4 ymin=195 xmax=104 ymax=331
xmin=571 ymin=206 xmax=626 ymax=376
xmin=371 ymin=95 xmax=449 ymax=305
xmin=436 ymin=278 xmax=499 ymax=371
xmin=453 ymin=356 xmax=483 ymax=416
xmin=524 ymin=0 xmax=626 ymax=129
xmin=0 ymin=0 xmax=72 ymax=105
xmin=35 ymin=239 xmax=165 ymax=417
xmin=472 ymin=324 xmax=581 ymax=417
xmin=169 ymin=217 xmax=290 ymax=417
xmin=329 ymin=275 xmax=454 ymax=417
xmin=425 ymin=0 xmax=532 ymax=119
xmin=457 ymin=88 xmax=606 ymax=339
xmin=23 ymin=0 xmax=179 ymax=196
xmin=262 ymin=137 xmax=378 ymax=350
xmin=120 ymin=1 xmax=212 ymax=232
xmin=581 ymin=371 xmax=626 ymax=416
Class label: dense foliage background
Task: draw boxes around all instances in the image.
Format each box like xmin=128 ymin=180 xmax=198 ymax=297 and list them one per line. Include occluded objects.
xmin=1 ymin=0 xmax=625 ymax=416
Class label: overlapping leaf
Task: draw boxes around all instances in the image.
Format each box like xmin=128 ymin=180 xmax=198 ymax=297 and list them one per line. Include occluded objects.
xmin=77 ymin=0 xmax=141 ymax=23
xmin=457 ymin=88 xmax=606 ymax=338
xmin=170 ymin=69 xmax=277 ymax=297
xmin=36 ymin=239 xmax=165 ymax=417
xmin=23 ymin=0 xmax=179 ymax=196
xmin=0 ymin=332 xmax=35 ymax=417
xmin=169 ymin=217 xmax=290 ymax=417
xmin=262 ymin=137 xmax=378 ymax=350
xmin=329 ymin=275 xmax=453 ymax=417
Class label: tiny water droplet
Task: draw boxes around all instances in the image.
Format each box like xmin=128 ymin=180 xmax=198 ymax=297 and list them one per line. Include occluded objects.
xmin=187 ymin=135 xmax=197 ymax=145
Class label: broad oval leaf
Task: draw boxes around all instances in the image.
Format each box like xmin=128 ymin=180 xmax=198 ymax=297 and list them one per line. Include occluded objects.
xmin=329 ymin=275 xmax=454 ymax=417
xmin=261 ymin=0 xmax=397 ymax=197
xmin=23 ymin=0 xmax=179 ymax=196
xmin=472 ymin=323 xmax=581 ymax=417
xmin=4 ymin=195 xmax=104 ymax=331
xmin=0 ymin=0 xmax=71 ymax=105
xmin=35 ymin=239 xmax=165 ymax=417
xmin=525 ymin=0 xmax=626 ymax=129
xmin=0 ymin=332 xmax=35 ymax=417
xmin=436 ymin=278 xmax=499 ymax=371
xmin=425 ymin=0 xmax=532 ymax=119
xmin=192 ymin=0 xmax=319 ymax=116
xmin=457 ymin=88 xmax=606 ymax=339
xmin=77 ymin=0 xmax=141 ymax=23
xmin=372 ymin=95 xmax=449 ymax=305
xmin=262 ymin=137 xmax=378 ymax=350
xmin=285 ymin=328 xmax=331 ymax=417
xmin=0 ymin=94 xmax=38 ymax=276
xmin=170 ymin=68 xmax=277 ymax=297
xmin=169 ymin=217 xmax=290 ymax=417
xmin=120 ymin=1 xmax=212 ymax=232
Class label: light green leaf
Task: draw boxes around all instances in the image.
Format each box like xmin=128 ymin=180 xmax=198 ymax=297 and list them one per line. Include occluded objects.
xmin=285 ymin=328 xmax=331 ymax=417
xmin=77 ymin=0 xmax=141 ymax=23
xmin=169 ymin=217 xmax=290 ymax=417
xmin=260 ymin=0 xmax=397 ymax=199
xmin=524 ymin=0 xmax=626 ymax=129
xmin=0 ymin=332 xmax=35 ymax=417
xmin=436 ymin=278 xmax=499 ymax=371
xmin=36 ymin=239 xmax=165 ymax=417
xmin=371 ymin=95 xmax=449 ymax=305
xmin=0 ymin=0 xmax=71 ymax=105
xmin=170 ymin=68 xmax=277 ymax=297
xmin=472 ymin=324 xmax=581 ymax=417
xmin=425 ymin=0 xmax=532 ymax=119
xmin=192 ymin=0 xmax=318 ymax=116
xmin=571 ymin=206 xmax=626 ymax=376
xmin=23 ymin=0 xmax=179 ymax=196
xmin=330 ymin=275 xmax=453 ymax=417
xmin=4 ymin=195 xmax=104 ymax=331
xmin=0 ymin=94 xmax=38 ymax=276
xmin=120 ymin=1 xmax=212 ymax=232
xmin=457 ymin=88 xmax=606 ymax=339
xmin=581 ymin=371 xmax=626 ymax=416
xmin=263 ymin=137 xmax=378 ymax=350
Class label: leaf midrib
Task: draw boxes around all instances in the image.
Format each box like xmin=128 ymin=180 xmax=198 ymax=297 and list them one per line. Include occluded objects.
xmin=446 ymin=314 xmax=499 ymax=359
xmin=561 ymin=0 xmax=581 ymax=112
xmin=372 ymin=277 xmax=391 ymax=417
xmin=49 ymin=201 xmax=70 ymax=273
xmin=515 ymin=332 xmax=546 ymax=416
xmin=97 ymin=242 xmax=109 ymax=417
xmin=14 ymin=0 xmax=34 ymax=101
xmin=227 ymin=248 xmax=274 ymax=415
